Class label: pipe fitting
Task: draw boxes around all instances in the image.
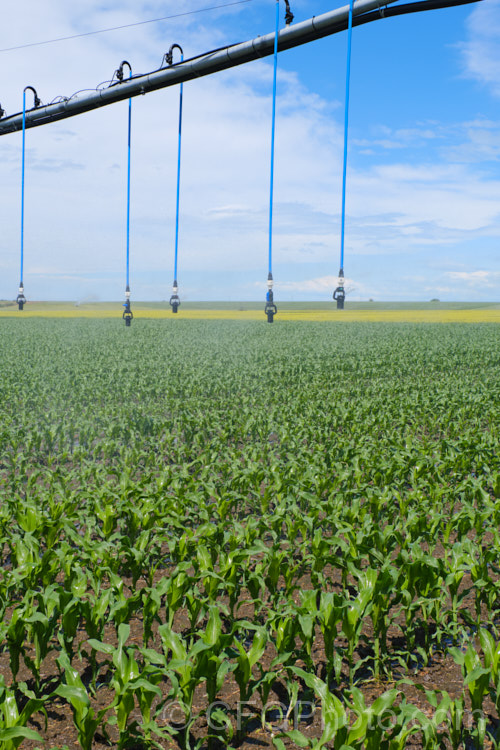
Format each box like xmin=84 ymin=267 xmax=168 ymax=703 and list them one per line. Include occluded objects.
xmin=23 ymin=86 xmax=41 ymax=108
xmin=165 ymin=44 xmax=184 ymax=67
xmin=116 ymin=61 xmax=132 ymax=82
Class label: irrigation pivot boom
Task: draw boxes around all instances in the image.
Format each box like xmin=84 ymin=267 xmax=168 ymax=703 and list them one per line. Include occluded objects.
xmin=0 ymin=0 xmax=481 ymax=135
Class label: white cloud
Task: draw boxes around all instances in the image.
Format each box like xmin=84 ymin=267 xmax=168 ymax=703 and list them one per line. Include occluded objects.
xmin=206 ymin=204 xmax=257 ymax=217
xmin=460 ymin=0 xmax=500 ymax=97
xmin=349 ymin=161 xmax=500 ymax=235
xmin=280 ymin=274 xmax=346 ymax=292
xmin=355 ymin=124 xmax=442 ymax=152
xmin=447 ymin=270 xmax=500 ymax=286
xmin=439 ymin=118 xmax=500 ymax=163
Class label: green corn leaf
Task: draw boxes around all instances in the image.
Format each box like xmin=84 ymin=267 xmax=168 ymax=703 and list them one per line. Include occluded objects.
xmin=298 ymin=614 xmax=314 ymax=641
xmin=279 ymin=729 xmax=311 ymax=747
xmin=2 ymin=695 xmax=19 ymax=727
xmin=371 ymin=688 xmax=400 ymax=715
xmin=0 ymin=726 xmax=44 ymax=744
xmin=197 ymin=545 xmax=212 ymax=572
xmin=248 ymin=627 xmax=267 ymax=667
xmin=86 ymin=639 xmax=115 ymax=654
xmin=55 ymin=684 xmax=91 ymax=708
xmin=479 ymin=628 xmax=499 ymax=671
xmin=463 ymin=665 xmax=491 ymax=687
xmin=204 ymin=606 xmax=222 ymax=646
xmin=158 ymin=625 xmax=187 ymax=661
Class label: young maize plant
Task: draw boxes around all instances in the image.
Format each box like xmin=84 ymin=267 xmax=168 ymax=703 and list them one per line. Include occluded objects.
xmin=450 ymin=639 xmax=491 ymax=747
xmin=55 ymin=652 xmax=110 ymax=750
xmin=0 ymin=675 xmax=45 ymax=750
xmin=341 ymin=568 xmax=377 ymax=686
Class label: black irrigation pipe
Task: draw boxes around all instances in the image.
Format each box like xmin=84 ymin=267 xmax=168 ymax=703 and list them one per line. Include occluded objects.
xmin=0 ymin=0 xmax=482 ymax=136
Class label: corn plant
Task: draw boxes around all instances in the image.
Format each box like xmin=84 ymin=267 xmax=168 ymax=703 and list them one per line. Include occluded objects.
xmin=23 ymin=591 xmax=60 ymax=692
xmin=341 ymin=568 xmax=376 ymax=685
xmin=156 ymin=623 xmax=206 ymax=739
xmin=467 ymin=542 xmax=498 ymax=630
xmin=9 ymin=531 xmax=58 ymax=591
xmin=228 ymin=623 xmax=270 ymax=736
xmin=195 ymin=606 xmax=233 ymax=706
xmin=296 ymin=590 xmax=318 ymax=671
xmin=479 ymin=627 xmax=500 ymax=710
xmin=162 ymin=564 xmax=194 ymax=628
xmin=450 ymin=639 xmax=491 ymax=747
xmin=443 ymin=543 xmax=474 ymax=639
xmin=55 ymin=652 xmax=110 ymax=750
xmin=346 ymin=687 xmax=423 ymax=750
xmin=0 ymin=675 xmax=45 ymax=750
xmin=6 ymin=608 xmax=26 ymax=688
xmin=276 ymin=667 xmax=349 ymax=749
xmin=420 ymin=688 xmax=464 ymax=750
xmin=364 ymin=563 xmax=401 ymax=678
xmin=317 ymin=591 xmax=344 ymax=685
xmin=87 ymin=622 xmax=151 ymax=747
xmin=268 ymin=606 xmax=299 ymax=668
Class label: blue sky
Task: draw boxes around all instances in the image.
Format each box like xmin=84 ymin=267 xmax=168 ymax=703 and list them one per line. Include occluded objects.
xmin=0 ymin=0 xmax=498 ymax=302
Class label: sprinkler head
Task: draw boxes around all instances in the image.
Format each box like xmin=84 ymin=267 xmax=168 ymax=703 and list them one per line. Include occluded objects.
xmin=169 ymin=283 xmax=180 ymax=313
xmin=16 ymin=283 xmax=26 ymax=311
xmin=265 ymin=292 xmax=277 ymax=323
xmin=333 ymin=271 xmax=346 ymax=309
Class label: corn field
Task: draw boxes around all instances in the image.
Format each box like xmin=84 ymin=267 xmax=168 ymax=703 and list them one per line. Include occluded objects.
xmin=0 ymin=318 xmax=499 ymax=749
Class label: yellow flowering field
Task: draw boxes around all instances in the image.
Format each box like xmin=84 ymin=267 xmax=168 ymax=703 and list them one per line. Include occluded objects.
xmin=1 ymin=301 xmax=499 ymax=322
